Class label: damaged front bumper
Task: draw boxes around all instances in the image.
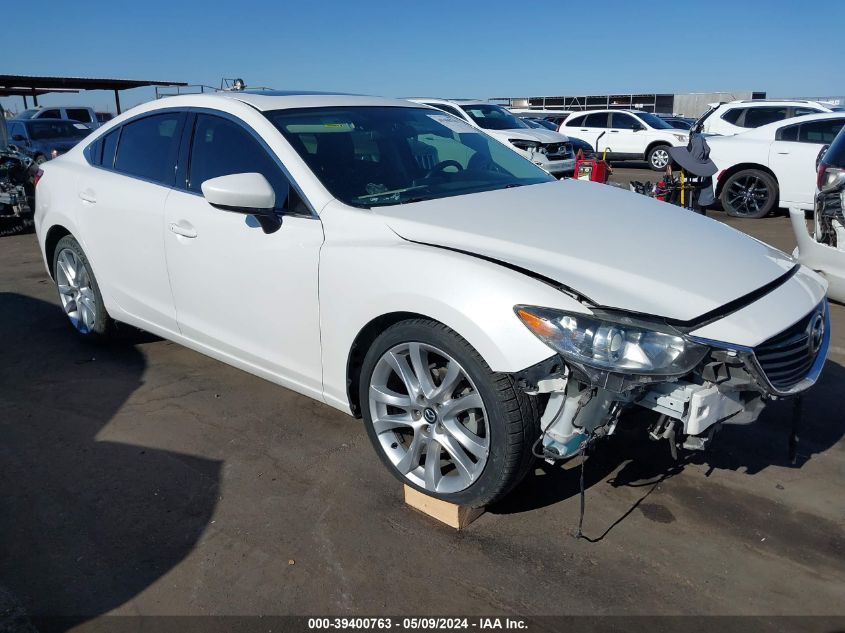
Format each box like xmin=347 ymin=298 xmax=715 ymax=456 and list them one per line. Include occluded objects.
xmin=513 ymin=300 xmax=831 ymax=460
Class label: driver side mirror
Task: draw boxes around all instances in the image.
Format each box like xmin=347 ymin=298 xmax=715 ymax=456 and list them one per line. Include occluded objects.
xmin=11 ymin=134 xmax=26 ymax=142
xmin=201 ymin=172 xmax=282 ymax=234
xmin=631 ymin=124 xmax=645 ymax=131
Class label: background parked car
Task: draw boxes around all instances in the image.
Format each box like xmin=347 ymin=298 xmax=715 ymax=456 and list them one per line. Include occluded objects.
xmin=790 ymin=126 xmax=845 ymax=302
xmin=657 ymin=114 xmax=696 ymax=130
xmin=523 ymin=117 xmax=558 ymax=131
xmin=522 ymin=119 xmax=595 ymax=158
xmin=696 ymin=100 xmax=842 ymax=136
xmin=410 ymin=99 xmax=576 ymax=176
xmin=95 ymin=112 xmax=114 ymax=124
xmin=14 ymin=106 xmax=101 ymax=129
xmin=560 ymin=109 xmax=689 ymax=170
xmin=707 ymin=112 xmax=845 ymax=218
xmin=6 ymin=118 xmax=91 ymax=163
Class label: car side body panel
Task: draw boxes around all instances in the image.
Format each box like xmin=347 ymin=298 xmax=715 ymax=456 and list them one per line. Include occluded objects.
xmin=316 ymin=201 xmax=578 ymax=412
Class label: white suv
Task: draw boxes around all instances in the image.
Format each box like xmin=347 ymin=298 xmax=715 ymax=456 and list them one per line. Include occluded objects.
xmin=409 ymin=99 xmax=575 ymax=176
xmin=560 ymin=109 xmax=689 ymax=170
xmin=33 ymin=92 xmax=829 ymax=507
xmin=696 ymin=100 xmax=841 ymax=137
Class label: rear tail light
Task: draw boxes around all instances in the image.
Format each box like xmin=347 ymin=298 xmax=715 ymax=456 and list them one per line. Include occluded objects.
xmin=818 ymin=163 xmax=845 ymax=191
xmin=32 ymin=169 xmax=43 ymax=187
xmin=817 ymin=162 xmax=828 ymax=189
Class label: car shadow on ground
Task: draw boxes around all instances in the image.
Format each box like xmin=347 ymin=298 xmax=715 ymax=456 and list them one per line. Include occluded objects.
xmin=489 ymin=359 xmax=845 ymax=528
xmin=0 ymin=292 xmax=221 ymax=631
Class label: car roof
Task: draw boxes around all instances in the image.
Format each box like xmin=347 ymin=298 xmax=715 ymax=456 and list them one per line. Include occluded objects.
xmin=221 ymin=91 xmax=417 ymax=111
xmin=128 ymin=92 xmax=420 ymax=115
xmin=408 ymin=98 xmax=491 ymax=106
xmin=722 ymin=99 xmax=831 ymax=107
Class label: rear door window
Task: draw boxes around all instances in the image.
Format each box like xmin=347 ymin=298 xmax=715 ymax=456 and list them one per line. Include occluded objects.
xmin=66 ymin=108 xmax=93 ymax=123
xmin=797 ymin=119 xmax=845 ymax=144
xmin=114 ymin=112 xmax=183 ymax=185
xmin=583 ymin=113 xmax=609 ymax=128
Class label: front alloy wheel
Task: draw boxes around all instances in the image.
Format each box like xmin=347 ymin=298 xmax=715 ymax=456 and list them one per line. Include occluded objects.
xmin=648 ymin=145 xmax=671 ymax=171
xmin=369 ymin=342 xmax=490 ymax=494
xmin=360 ymin=319 xmax=539 ymax=507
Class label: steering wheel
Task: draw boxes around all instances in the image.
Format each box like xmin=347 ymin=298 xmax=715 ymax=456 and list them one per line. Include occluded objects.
xmin=425 ymin=160 xmax=464 ymax=178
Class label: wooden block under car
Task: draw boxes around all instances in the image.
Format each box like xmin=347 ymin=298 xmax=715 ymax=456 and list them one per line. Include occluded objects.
xmin=403 ymin=485 xmax=485 ymax=529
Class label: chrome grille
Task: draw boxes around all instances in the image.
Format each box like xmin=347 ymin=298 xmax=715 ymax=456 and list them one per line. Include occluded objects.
xmin=754 ymin=306 xmax=825 ymax=391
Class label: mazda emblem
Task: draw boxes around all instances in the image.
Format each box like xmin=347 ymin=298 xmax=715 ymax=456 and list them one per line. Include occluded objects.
xmin=808 ymin=312 xmax=825 ymax=355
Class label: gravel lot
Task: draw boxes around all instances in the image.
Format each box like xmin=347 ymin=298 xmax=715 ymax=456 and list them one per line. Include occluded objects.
xmin=1 ymin=172 xmax=843 ymax=629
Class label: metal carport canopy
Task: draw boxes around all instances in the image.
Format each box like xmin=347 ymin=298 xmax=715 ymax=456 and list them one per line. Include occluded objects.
xmin=0 ymin=74 xmax=188 ymax=112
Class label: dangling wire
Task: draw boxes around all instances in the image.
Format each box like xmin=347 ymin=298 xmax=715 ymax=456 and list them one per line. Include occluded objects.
xmin=576 ymin=430 xmax=596 ymax=539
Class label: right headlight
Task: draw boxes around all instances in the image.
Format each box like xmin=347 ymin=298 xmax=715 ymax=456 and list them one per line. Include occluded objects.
xmin=515 ymin=305 xmax=708 ymax=377
xmin=509 ymin=139 xmax=542 ymax=152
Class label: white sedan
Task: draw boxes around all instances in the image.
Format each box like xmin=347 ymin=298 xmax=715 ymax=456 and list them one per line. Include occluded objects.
xmin=34 ymin=92 xmax=829 ymax=507
xmin=707 ymin=112 xmax=845 ymax=218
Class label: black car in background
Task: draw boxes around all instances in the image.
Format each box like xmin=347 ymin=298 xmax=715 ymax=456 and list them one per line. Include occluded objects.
xmin=6 ymin=118 xmax=91 ymax=163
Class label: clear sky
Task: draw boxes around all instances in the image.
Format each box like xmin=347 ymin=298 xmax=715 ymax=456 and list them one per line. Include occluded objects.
xmin=3 ymin=0 xmax=842 ymax=115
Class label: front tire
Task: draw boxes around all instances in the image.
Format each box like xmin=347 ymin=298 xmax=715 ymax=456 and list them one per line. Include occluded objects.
xmin=52 ymin=235 xmax=113 ymax=339
xmin=647 ymin=144 xmax=671 ymax=171
xmin=720 ymin=169 xmax=778 ymax=219
xmin=359 ymin=319 xmax=539 ymax=507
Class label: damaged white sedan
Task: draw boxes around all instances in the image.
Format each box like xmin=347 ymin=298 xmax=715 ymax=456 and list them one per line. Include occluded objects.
xmin=34 ymin=92 xmax=830 ymax=508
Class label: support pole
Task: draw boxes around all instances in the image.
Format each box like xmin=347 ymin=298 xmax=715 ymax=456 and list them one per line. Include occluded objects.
xmin=32 ymin=90 xmax=38 ymax=107
xmin=114 ymin=89 xmax=121 ymax=115
xmin=22 ymin=95 xmax=27 ymax=109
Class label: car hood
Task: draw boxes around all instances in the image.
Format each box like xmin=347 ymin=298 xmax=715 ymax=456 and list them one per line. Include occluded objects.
xmin=486 ymin=128 xmax=569 ymax=144
xmin=374 ymin=180 xmax=795 ymax=322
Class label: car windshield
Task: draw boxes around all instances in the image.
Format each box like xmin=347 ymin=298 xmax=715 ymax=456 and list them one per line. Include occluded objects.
xmin=266 ymin=106 xmax=553 ymax=208
xmin=635 ymin=112 xmax=674 ymax=129
xmin=459 ymin=104 xmax=529 ymax=130
xmin=27 ymin=121 xmax=89 ymax=140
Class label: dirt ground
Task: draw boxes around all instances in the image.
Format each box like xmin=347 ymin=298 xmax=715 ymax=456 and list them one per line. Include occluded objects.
xmin=1 ymin=176 xmax=843 ymax=630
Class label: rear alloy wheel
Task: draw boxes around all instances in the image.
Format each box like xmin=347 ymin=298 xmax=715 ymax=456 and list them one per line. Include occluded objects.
xmin=360 ymin=320 xmax=538 ymax=507
xmin=647 ymin=145 xmax=671 ymax=171
xmin=720 ymin=169 xmax=777 ymax=219
xmin=53 ymin=235 xmax=113 ymax=339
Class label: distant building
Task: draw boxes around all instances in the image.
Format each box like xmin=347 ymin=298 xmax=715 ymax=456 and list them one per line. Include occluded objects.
xmin=492 ymin=91 xmax=767 ymax=117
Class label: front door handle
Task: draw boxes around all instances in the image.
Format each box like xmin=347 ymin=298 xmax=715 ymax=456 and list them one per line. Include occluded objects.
xmin=777 ymin=151 xmax=790 ymax=155
xmin=78 ymin=190 xmax=96 ymax=204
xmin=169 ymin=222 xmax=197 ymax=239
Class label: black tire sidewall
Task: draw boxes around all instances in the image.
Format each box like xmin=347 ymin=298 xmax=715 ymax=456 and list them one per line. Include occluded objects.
xmin=52 ymin=235 xmax=111 ymax=339
xmin=359 ymin=320 xmax=532 ymax=507
xmin=648 ymin=145 xmax=671 ymax=171
xmin=720 ymin=170 xmax=777 ymax=219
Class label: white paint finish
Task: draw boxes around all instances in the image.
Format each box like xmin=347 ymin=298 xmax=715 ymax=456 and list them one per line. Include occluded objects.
xmin=700 ymin=100 xmax=837 ymax=137
xmin=163 ymin=189 xmax=325 ymax=396
xmin=74 ymin=166 xmax=179 ymax=332
xmin=790 ymin=208 xmax=845 ymax=303
xmin=708 ymin=112 xmax=845 ymax=211
xmin=689 ymin=266 xmax=826 ymax=347
xmin=316 ymin=201 xmax=576 ymax=410
xmin=374 ymin=179 xmax=795 ymax=322
xmin=559 ymin=109 xmax=688 ymax=158
xmin=200 ymin=173 xmax=275 ymax=210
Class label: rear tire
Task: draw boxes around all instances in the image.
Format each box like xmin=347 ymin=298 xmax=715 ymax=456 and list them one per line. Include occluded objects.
xmin=359 ymin=319 xmax=539 ymax=507
xmin=720 ymin=169 xmax=777 ymax=219
xmin=52 ymin=235 xmax=113 ymax=340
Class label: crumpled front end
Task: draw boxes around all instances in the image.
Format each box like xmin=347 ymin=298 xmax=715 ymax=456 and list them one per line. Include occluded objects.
xmin=513 ymin=297 xmax=831 ymax=462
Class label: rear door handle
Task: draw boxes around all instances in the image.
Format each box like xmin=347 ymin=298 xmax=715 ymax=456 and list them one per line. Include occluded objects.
xmin=777 ymin=151 xmax=790 ymax=155
xmin=169 ymin=222 xmax=197 ymax=239
xmin=78 ymin=190 xmax=96 ymax=204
